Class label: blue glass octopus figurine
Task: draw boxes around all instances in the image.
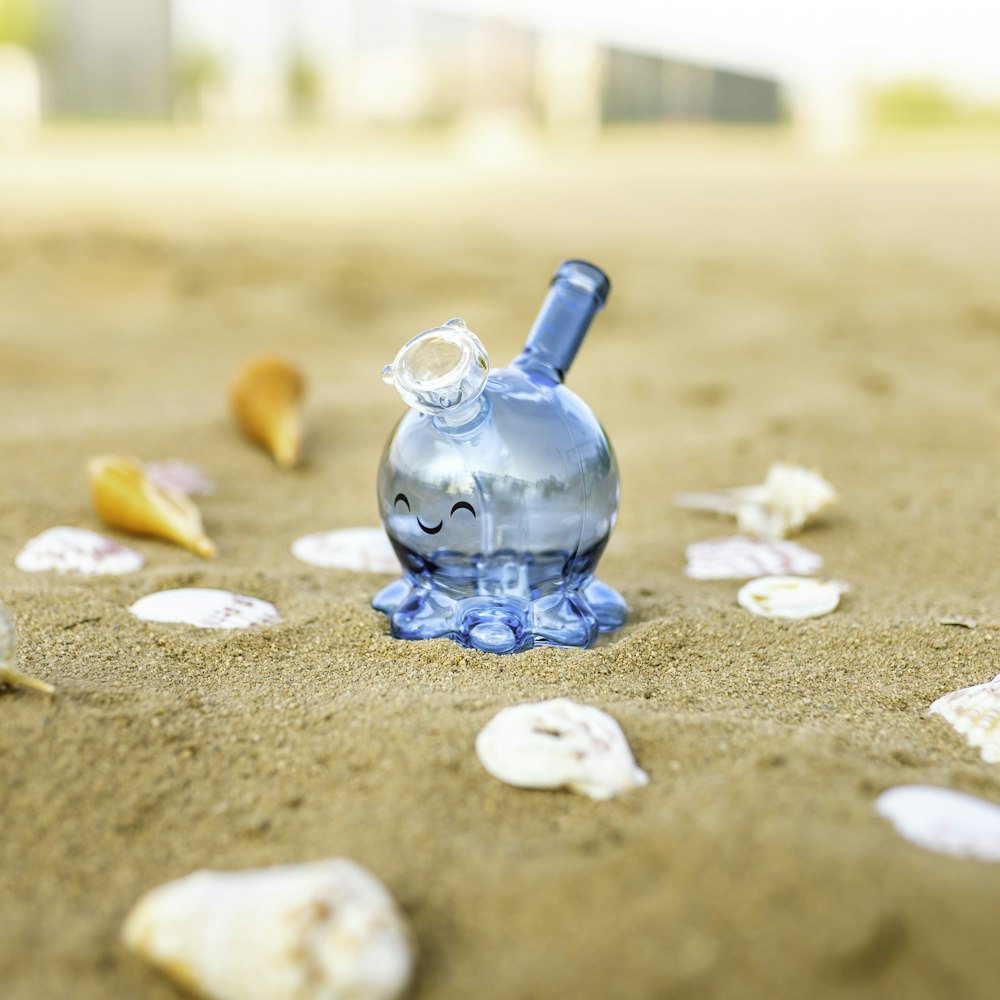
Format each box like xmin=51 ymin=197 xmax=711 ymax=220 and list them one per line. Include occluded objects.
xmin=373 ymin=259 xmax=626 ymax=653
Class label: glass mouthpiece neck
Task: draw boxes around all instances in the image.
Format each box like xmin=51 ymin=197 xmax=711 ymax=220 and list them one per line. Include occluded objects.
xmin=382 ymin=318 xmax=490 ymax=422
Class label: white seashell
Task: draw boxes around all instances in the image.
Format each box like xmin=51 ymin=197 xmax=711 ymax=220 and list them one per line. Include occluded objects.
xmin=144 ymin=459 xmax=215 ymax=497
xmin=684 ymin=535 xmax=823 ymax=580
xmin=737 ymin=575 xmax=847 ymax=620
xmin=0 ymin=600 xmax=54 ymax=694
xmin=929 ymin=674 xmax=1000 ymax=763
xmin=876 ymin=785 xmax=1000 ymax=861
xmin=292 ymin=528 xmax=398 ymax=574
xmin=676 ymin=462 xmax=837 ymax=539
xmin=937 ymin=617 xmax=977 ymax=629
xmin=129 ymin=588 xmax=282 ymax=629
xmin=475 ymin=697 xmax=649 ymax=801
xmin=15 ymin=526 xmax=144 ymax=576
xmin=122 ymin=858 xmax=414 ymax=1000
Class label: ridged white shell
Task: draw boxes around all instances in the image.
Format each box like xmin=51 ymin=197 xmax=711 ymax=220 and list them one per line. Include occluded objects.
xmin=737 ymin=575 xmax=847 ymax=620
xmin=15 ymin=526 xmax=144 ymax=576
xmin=929 ymin=674 xmax=1000 ymax=762
xmin=144 ymin=459 xmax=214 ymax=497
xmin=876 ymin=785 xmax=1000 ymax=861
xmin=685 ymin=536 xmax=823 ymax=580
xmin=130 ymin=588 xmax=282 ymax=629
xmin=475 ymin=697 xmax=649 ymax=801
xmin=676 ymin=462 xmax=837 ymax=539
xmin=122 ymin=858 xmax=414 ymax=1000
xmin=291 ymin=528 xmax=398 ymax=573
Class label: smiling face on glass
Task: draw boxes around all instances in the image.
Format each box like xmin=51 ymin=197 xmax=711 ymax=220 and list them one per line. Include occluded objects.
xmin=385 ymin=484 xmax=482 ymax=555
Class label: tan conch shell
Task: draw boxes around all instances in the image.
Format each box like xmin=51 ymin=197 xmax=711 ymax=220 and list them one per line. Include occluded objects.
xmin=0 ymin=600 xmax=54 ymax=695
xmin=87 ymin=455 xmax=216 ymax=560
xmin=230 ymin=354 xmax=305 ymax=468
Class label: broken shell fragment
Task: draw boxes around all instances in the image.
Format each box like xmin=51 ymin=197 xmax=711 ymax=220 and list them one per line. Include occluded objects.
xmin=122 ymin=858 xmax=414 ymax=1000
xmin=737 ymin=575 xmax=846 ymax=620
xmin=475 ymin=697 xmax=649 ymax=801
xmin=144 ymin=459 xmax=214 ymax=498
xmin=292 ymin=528 xmax=399 ymax=573
xmin=88 ymin=454 xmax=216 ymax=560
xmin=676 ymin=462 xmax=837 ymax=539
xmin=685 ymin=535 xmax=823 ymax=580
xmin=929 ymin=674 xmax=1000 ymax=763
xmin=129 ymin=588 xmax=282 ymax=629
xmin=876 ymin=785 xmax=1000 ymax=861
xmin=16 ymin=526 xmax=144 ymax=576
xmin=0 ymin=600 xmax=54 ymax=695
xmin=230 ymin=353 xmax=305 ymax=468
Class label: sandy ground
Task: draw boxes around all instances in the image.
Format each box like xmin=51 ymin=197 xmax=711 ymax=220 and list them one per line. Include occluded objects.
xmin=3 ymin=131 xmax=1000 ymax=999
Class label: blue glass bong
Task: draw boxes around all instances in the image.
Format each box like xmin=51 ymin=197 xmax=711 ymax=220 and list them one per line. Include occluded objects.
xmin=374 ymin=260 xmax=625 ymax=653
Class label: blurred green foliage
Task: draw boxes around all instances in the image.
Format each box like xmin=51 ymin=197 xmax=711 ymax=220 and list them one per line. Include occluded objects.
xmin=0 ymin=0 xmax=45 ymax=49
xmin=287 ymin=52 xmax=322 ymax=119
xmin=175 ymin=48 xmax=224 ymax=117
xmin=872 ymin=79 xmax=1000 ymax=128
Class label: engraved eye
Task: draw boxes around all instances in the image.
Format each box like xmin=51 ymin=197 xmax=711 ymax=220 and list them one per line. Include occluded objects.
xmin=394 ymin=493 xmax=410 ymax=510
xmin=450 ymin=501 xmax=476 ymax=518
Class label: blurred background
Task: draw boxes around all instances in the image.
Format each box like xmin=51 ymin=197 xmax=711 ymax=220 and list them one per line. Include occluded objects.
xmin=2 ymin=0 xmax=1000 ymax=155
xmin=2 ymin=0 xmax=1000 ymax=572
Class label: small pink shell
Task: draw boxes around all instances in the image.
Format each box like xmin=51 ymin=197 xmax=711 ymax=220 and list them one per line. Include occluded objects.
xmin=130 ymin=589 xmax=282 ymax=629
xmin=291 ymin=528 xmax=398 ymax=574
xmin=685 ymin=536 xmax=823 ymax=580
xmin=16 ymin=527 xmax=144 ymax=576
xmin=144 ymin=460 xmax=214 ymax=497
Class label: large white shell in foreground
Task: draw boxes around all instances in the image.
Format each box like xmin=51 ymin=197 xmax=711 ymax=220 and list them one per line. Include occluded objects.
xmin=122 ymin=858 xmax=414 ymax=1000
xmin=676 ymin=462 xmax=837 ymax=539
xmin=16 ymin=526 xmax=144 ymax=576
xmin=737 ymin=575 xmax=847 ymax=620
xmin=876 ymin=785 xmax=1000 ymax=861
xmin=291 ymin=528 xmax=398 ymax=574
xmin=929 ymin=674 xmax=1000 ymax=763
xmin=130 ymin=588 xmax=282 ymax=629
xmin=685 ymin=536 xmax=823 ymax=580
xmin=475 ymin=697 xmax=649 ymax=801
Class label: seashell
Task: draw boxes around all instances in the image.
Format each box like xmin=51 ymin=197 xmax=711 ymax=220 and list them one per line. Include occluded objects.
xmin=937 ymin=617 xmax=977 ymax=629
xmin=122 ymin=858 xmax=414 ymax=1000
xmin=230 ymin=353 xmax=305 ymax=468
xmin=144 ymin=459 xmax=214 ymax=498
xmin=475 ymin=697 xmax=649 ymax=801
xmin=676 ymin=461 xmax=837 ymax=539
xmin=16 ymin=526 xmax=144 ymax=576
xmin=291 ymin=528 xmax=399 ymax=574
xmin=684 ymin=535 xmax=823 ymax=580
xmin=130 ymin=588 xmax=282 ymax=629
xmin=929 ymin=674 xmax=1000 ymax=762
xmin=737 ymin=575 xmax=847 ymax=620
xmin=88 ymin=454 xmax=216 ymax=560
xmin=0 ymin=600 xmax=54 ymax=695
xmin=876 ymin=784 xmax=1000 ymax=861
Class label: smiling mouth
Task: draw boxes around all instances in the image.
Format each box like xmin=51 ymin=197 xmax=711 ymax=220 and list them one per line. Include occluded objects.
xmin=417 ymin=518 xmax=443 ymax=535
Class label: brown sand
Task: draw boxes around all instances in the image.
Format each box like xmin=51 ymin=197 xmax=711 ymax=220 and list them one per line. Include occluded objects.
xmin=3 ymin=133 xmax=1000 ymax=999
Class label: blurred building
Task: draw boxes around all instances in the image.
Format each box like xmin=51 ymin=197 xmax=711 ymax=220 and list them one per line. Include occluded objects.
xmin=602 ymin=48 xmax=782 ymax=123
xmin=44 ymin=0 xmax=173 ymax=117
xmin=32 ymin=0 xmax=783 ymax=129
